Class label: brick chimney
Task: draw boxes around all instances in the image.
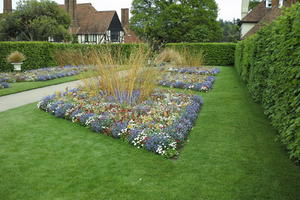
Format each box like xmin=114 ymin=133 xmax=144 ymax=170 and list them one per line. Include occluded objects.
xmin=65 ymin=0 xmax=78 ymax=33
xmin=64 ymin=0 xmax=69 ymax=13
xmin=272 ymin=0 xmax=279 ymax=7
xmin=3 ymin=0 xmax=12 ymax=13
xmin=121 ymin=8 xmax=129 ymax=28
xmin=69 ymin=0 xmax=76 ymax=24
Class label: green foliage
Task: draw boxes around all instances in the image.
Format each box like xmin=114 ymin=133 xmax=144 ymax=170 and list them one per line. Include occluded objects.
xmin=0 ymin=0 xmax=71 ymax=41
xmin=130 ymin=0 xmax=222 ymax=46
xmin=235 ymin=3 xmax=300 ymax=162
xmin=249 ymin=0 xmax=261 ymax=10
xmin=0 ymin=42 xmax=147 ymax=71
xmin=1 ymin=67 xmax=300 ymax=200
xmin=219 ymin=19 xmax=241 ymax=42
xmin=166 ymin=43 xmax=236 ymax=66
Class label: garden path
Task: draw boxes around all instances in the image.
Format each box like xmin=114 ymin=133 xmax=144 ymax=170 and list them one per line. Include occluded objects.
xmin=0 ymin=80 xmax=82 ymax=112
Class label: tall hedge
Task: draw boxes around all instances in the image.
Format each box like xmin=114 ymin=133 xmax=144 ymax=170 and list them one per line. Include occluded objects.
xmin=235 ymin=3 xmax=300 ymax=162
xmin=166 ymin=43 xmax=236 ymax=66
xmin=0 ymin=42 xmax=145 ymax=71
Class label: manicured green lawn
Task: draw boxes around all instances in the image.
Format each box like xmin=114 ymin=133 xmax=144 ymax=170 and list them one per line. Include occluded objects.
xmin=0 ymin=75 xmax=81 ymax=97
xmin=0 ymin=66 xmax=299 ymax=200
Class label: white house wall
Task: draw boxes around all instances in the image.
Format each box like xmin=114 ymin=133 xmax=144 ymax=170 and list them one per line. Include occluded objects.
xmin=241 ymin=23 xmax=256 ymax=38
xmin=76 ymin=32 xmax=124 ymax=44
xmin=120 ymin=31 xmax=125 ymax=43
xmin=77 ymin=34 xmax=108 ymax=44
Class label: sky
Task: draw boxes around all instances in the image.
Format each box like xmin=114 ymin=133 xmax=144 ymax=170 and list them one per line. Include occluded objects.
xmin=0 ymin=0 xmax=242 ymax=21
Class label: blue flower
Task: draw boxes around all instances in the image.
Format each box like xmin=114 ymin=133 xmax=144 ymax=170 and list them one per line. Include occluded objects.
xmin=79 ymin=113 xmax=95 ymax=125
xmin=54 ymin=103 xmax=74 ymax=118
xmin=38 ymin=94 xmax=56 ymax=110
xmin=127 ymin=129 xmax=143 ymax=143
xmin=0 ymin=82 xmax=9 ymax=89
xmin=145 ymin=134 xmax=172 ymax=153
xmin=111 ymin=121 xmax=128 ymax=138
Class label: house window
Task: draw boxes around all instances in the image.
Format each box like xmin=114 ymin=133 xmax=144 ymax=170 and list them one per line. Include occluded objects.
xmin=85 ymin=34 xmax=89 ymax=43
xmin=266 ymin=0 xmax=272 ymax=7
xmin=111 ymin=31 xmax=120 ymax=42
xmin=92 ymin=34 xmax=97 ymax=43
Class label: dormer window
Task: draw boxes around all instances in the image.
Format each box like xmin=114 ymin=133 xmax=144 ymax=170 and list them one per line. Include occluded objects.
xmin=266 ymin=0 xmax=272 ymax=8
xmin=279 ymin=0 xmax=284 ymax=7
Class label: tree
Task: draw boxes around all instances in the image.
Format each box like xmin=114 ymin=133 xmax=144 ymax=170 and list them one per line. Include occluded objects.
xmin=219 ymin=19 xmax=240 ymax=42
xmin=130 ymin=0 xmax=222 ymax=46
xmin=0 ymin=0 xmax=71 ymax=42
xmin=249 ymin=0 xmax=260 ymax=10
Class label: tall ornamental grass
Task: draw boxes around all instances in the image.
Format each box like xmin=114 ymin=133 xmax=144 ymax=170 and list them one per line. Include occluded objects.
xmin=155 ymin=48 xmax=204 ymax=67
xmin=56 ymin=45 xmax=159 ymax=104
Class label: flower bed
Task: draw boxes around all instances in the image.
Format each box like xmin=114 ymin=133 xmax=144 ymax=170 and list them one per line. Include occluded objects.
xmin=159 ymin=72 xmax=216 ymax=92
xmin=165 ymin=67 xmax=220 ymax=75
xmin=0 ymin=65 xmax=88 ymax=83
xmin=0 ymin=82 xmax=9 ymax=89
xmin=37 ymin=88 xmax=203 ymax=158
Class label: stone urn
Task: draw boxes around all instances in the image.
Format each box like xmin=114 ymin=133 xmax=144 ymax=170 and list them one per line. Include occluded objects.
xmin=12 ymin=62 xmax=23 ymax=71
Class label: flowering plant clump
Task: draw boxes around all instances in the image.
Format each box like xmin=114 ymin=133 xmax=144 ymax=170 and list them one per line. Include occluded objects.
xmin=0 ymin=65 xmax=89 ymax=83
xmin=158 ymin=72 xmax=216 ymax=92
xmin=0 ymin=81 xmax=9 ymax=89
xmin=165 ymin=67 xmax=220 ymax=75
xmin=37 ymin=88 xmax=203 ymax=158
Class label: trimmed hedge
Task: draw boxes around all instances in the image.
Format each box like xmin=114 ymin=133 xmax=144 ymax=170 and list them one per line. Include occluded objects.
xmin=0 ymin=42 xmax=145 ymax=71
xmin=166 ymin=43 xmax=236 ymax=66
xmin=0 ymin=42 xmax=236 ymax=71
xmin=235 ymin=3 xmax=300 ymax=162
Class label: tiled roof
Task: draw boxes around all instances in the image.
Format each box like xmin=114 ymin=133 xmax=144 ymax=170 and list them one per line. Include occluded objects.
xmin=59 ymin=3 xmax=116 ymax=34
xmin=123 ymin=27 xmax=142 ymax=43
xmin=242 ymin=7 xmax=282 ymax=39
xmin=241 ymin=1 xmax=270 ymax=23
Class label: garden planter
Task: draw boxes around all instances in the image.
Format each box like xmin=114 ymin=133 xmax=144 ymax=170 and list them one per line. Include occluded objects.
xmin=12 ymin=63 xmax=23 ymax=71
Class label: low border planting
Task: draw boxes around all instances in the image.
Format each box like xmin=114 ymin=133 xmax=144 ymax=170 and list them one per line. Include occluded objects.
xmin=159 ymin=75 xmax=216 ymax=92
xmin=0 ymin=82 xmax=9 ymax=89
xmin=158 ymin=67 xmax=220 ymax=92
xmin=37 ymin=88 xmax=203 ymax=158
xmin=166 ymin=67 xmax=220 ymax=75
xmin=0 ymin=66 xmax=87 ymax=83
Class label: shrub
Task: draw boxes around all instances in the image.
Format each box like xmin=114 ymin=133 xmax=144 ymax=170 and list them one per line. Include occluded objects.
xmin=6 ymin=51 xmax=26 ymax=63
xmin=166 ymin=43 xmax=236 ymax=66
xmin=154 ymin=48 xmax=184 ymax=66
xmin=235 ymin=3 xmax=300 ymax=162
xmin=0 ymin=42 xmax=147 ymax=72
xmin=154 ymin=48 xmax=204 ymax=67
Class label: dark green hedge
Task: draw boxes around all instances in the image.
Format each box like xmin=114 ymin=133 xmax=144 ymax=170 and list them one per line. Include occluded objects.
xmin=0 ymin=42 xmax=145 ymax=71
xmin=166 ymin=43 xmax=236 ymax=66
xmin=0 ymin=42 xmax=235 ymax=71
xmin=235 ymin=3 xmax=300 ymax=162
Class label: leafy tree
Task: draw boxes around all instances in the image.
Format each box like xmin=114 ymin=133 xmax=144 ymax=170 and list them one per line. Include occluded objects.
xmin=130 ymin=0 xmax=222 ymax=46
xmin=219 ymin=19 xmax=240 ymax=42
xmin=0 ymin=0 xmax=71 ymax=42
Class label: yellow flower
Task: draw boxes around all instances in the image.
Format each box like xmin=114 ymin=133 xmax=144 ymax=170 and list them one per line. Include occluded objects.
xmin=127 ymin=124 xmax=134 ymax=129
